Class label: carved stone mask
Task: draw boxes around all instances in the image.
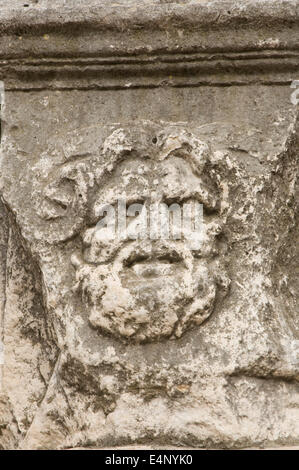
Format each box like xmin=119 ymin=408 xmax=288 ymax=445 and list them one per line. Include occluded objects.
xmin=68 ymin=124 xmax=230 ymax=342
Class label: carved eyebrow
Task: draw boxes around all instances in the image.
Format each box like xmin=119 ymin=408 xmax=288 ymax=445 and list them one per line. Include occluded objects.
xmin=163 ymin=187 xmax=218 ymax=211
xmin=93 ymin=197 xmax=146 ymax=219
xmin=59 ymin=152 xmax=93 ymax=166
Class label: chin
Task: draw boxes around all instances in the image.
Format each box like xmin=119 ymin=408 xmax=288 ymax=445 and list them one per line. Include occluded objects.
xmin=74 ymin=260 xmax=218 ymax=343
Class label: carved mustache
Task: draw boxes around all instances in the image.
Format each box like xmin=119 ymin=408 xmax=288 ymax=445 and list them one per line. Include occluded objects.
xmin=71 ymin=217 xmax=221 ymax=270
xmin=116 ymin=240 xmax=193 ymax=271
xmin=72 ymin=238 xmax=195 ymax=271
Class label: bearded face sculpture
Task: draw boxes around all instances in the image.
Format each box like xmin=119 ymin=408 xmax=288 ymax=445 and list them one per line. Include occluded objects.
xmin=69 ymin=125 xmax=230 ymax=342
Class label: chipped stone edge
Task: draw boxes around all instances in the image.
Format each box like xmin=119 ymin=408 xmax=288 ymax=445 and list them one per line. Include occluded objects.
xmin=0 ymin=0 xmax=298 ymax=34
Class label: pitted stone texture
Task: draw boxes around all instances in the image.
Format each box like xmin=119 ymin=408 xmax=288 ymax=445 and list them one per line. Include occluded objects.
xmin=0 ymin=0 xmax=298 ymax=451
xmin=67 ymin=124 xmax=229 ymax=342
xmin=1 ymin=121 xmax=230 ymax=347
xmin=1 ymin=112 xmax=298 ymax=449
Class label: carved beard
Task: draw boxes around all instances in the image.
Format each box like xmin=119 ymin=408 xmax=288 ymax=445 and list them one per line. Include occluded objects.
xmin=73 ymin=239 xmax=219 ymax=342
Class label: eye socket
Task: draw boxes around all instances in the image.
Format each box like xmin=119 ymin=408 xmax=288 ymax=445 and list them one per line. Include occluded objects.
xmin=126 ymin=200 xmax=145 ymax=218
xmin=93 ymin=203 xmax=116 ymax=226
xmin=97 ymin=209 xmax=109 ymax=221
xmin=126 ymin=198 xmax=145 ymax=208
xmin=126 ymin=198 xmax=145 ymax=213
xmin=163 ymin=195 xmax=199 ymax=206
xmin=93 ymin=199 xmax=146 ymax=226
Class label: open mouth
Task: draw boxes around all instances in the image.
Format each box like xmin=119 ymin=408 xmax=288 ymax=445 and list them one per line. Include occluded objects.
xmin=122 ymin=248 xmax=185 ymax=279
xmin=123 ymin=249 xmax=183 ymax=268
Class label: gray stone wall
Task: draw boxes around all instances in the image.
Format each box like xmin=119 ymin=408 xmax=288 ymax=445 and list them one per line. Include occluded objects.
xmin=0 ymin=0 xmax=298 ymax=449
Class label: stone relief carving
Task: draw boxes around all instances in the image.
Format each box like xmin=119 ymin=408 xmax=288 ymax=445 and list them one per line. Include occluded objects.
xmin=0 ymin=116 xmax=298 ymax=450
xmin=72 ymin=127 xmax=229 ymax=341
xmin=36 ymin=123 xmax=230 ymax=343
xmin=0 ymin=0 xmax=298 ymax=450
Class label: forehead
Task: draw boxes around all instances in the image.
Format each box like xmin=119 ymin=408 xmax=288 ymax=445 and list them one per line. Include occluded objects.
xmin=111 ymin=156 xmax=193 ymax=175
xmin=99 ymin=156 xmax=200 ymax=198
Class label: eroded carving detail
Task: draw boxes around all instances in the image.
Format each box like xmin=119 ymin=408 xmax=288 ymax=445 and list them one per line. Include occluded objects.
xmin=0 ymin=115 xmax=298 ymax=450
xmin=36 ymin=123 xmax=230 ymax=342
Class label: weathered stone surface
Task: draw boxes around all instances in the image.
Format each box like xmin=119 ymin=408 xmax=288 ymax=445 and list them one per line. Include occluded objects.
xmin=0 ymin=0 xmax=298 ymax=450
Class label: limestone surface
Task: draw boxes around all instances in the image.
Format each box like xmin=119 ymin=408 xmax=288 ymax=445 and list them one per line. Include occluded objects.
xmin=0 ymin=0 xmax=298 ymax=450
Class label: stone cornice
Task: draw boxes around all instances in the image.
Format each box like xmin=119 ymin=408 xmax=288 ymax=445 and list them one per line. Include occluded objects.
xmin=0 ymin=49 xmax=298 ymax=90
xmin=0 ymin=0 xmax=298 ymax=89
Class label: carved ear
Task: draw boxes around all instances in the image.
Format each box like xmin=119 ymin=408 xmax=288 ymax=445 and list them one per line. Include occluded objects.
xmin=36 ymin=162 xmax=93 ymax=243
xmin=38 ymin=178 xmax=76 ymax=221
